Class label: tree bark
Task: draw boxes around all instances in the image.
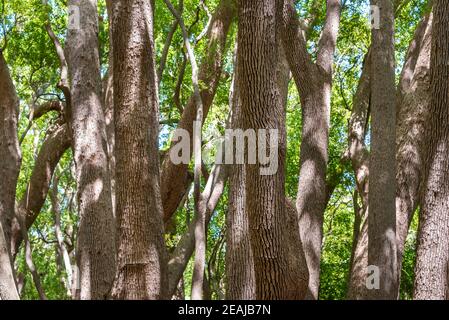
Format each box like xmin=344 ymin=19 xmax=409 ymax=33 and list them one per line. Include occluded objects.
xmin=238 ymin=0 xmax=304 ymax=300
xmin=413 ymin=0 xmax=449 ymax=300
xmin=110 ymin=0 xmax=168 ymax=300
xmin=347 ymin=12 xmax=432 ymax=299
xmin=279 ymin=0 xmax=341 ymax=299
xmin=395 ymin=12 xmax=432 ymax=282
xmin=225 ymin=48 xmax=256 ymax=300
xmin=366 ymin=0 xmax=398 ymax=299
xmin=66 ymin=0 xmax=116 ymax=300
xmin=0 ymin=52 xmax=20 ymax=300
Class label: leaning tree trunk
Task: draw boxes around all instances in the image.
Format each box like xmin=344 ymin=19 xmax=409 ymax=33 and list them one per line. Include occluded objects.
xmin=279 ymin=0 xmax=341 ymax=298
xmin=413 ymin=0 xmax=449 ymax=300
xmin=366 ymin=0 xmax=398 ymax=299
xmin=395 ymin=12 xmax=432 ymax=281
xmin=66 ymin=0 xmax=116 ymax=300
xmin=0 ymin=52 xmax=21 ymax=300
xmin=110 ymin=0 xmax=168 ymax=300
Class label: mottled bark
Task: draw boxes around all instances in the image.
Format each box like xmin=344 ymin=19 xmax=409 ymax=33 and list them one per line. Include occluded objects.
xmin=225 ymin=49 xmax=256 ymax=300
xmin=395 ymin=13 xmax=432 ymax=279
xmin=161 ymin=0 xmax=235 ymax=223
xmin=50 ymin=172 xmax=73 ymax=297
xmin=0 ymin=52 xmax=20 ymax=300
xmin=0 ymin=220 xmax=18 ymax=300
xmin=110 ymin=0 xmax=168 ymax=300
xmin=0 ymin=52 xmax=21 ymax=300
xmin=279 ymin=0 xmax=341 ymax=299
xmin=66 ymin=0 xmax=116 ymax=299
xmin=413 ymin=0 xmax=449 ymax=300
xmin=0 ymin=52 xmax=21 ymax=253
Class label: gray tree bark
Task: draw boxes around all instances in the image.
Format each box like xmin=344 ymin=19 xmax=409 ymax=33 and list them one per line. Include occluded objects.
xmin=413 ymin=0 xmax=449 ymax=300
xmin=0 ymin=51 xmax=20 ymax=300
xmin=366 ymin=0 xmax=398 ymax=299
xmin=110 ymin=0 xmax=168 ymax=300
xmin=66 ymin=0 xmax=116 ymax=300
xmin=279 ymin=0 xmax=341 ymax=299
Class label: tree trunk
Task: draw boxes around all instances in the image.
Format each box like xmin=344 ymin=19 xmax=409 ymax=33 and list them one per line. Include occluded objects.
xmin=279 ymin=0 xmax=341 ymax=298
xmin=66 ymin=0 xmax=116 ymax=300
xmin=0 ymin=52 xmax=21 ymax=300
xmin=225 ymin=48 xmax=256 ymax=300
xmin=238 ymin=0 xmax=302 ymax=299
xmin=395 ymin=12 xmax=432 ymax=282
xmin=110 ymin=0 xmax=168 ymax=300
xmin=347 ymin=12 xmax=432 ymax=299
xmin=366 ymin=0 xmax=398 ymax=299
xmin=413 ymin=0 xmax=449 ymax=300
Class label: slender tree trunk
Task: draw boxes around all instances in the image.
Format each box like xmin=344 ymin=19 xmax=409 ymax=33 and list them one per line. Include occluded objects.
xmin=279 ymin=0 xmax=341 ymax=298
xmin=413 ymin=0 xmax=449 ymax=300
xmin=0 ymin=52 xmax=20 ymax=300
xmin=366 ymin=0 xmax=398 ymax=299
xmin=347 ymin=12 xmax=432 ymax=299
xmin=66 ymin=0 xmax=116 ymax=300
xmin=110 ymin=0 xmax=168 ymax=300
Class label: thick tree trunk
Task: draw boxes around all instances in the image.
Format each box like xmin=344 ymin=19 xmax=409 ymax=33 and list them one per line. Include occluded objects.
xmin=160 ymin=0 xmax=235 ymax=223
xmin=66 ymin=0 xmax=116 ymax=300
xmin=413 ymin=0 xmax=449 ymax=300
xmin=238 ymin=0 xmax=303 ymax=299
xmin=0 ymin=52 xmax=21 ymax=300
xmin=366 ymin=0 xmax=398 ymax=299
xmin=110 ymin=0 xmax=168 ymax=300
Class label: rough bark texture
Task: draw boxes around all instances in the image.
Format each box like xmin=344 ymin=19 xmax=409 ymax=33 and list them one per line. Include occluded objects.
xmin=367 ymin=0 xmax=398 ymax=299
xmin=238 ymin=0 xmax=304 ymax=300
xmin=160 ymin=0 xmax=235 ymax=223
xmin=413 ymin=0 xmax=449 ymax=300
xmin=347 ymin=12 xmax=432 ymax=299
xmin=366 ymin=0 xmax=398 ymax=299
xmin=225 ymin=50 xmax=256 ymax=300
xmin=395 ymin=13 xmax=432 ymax=279
xmin=110 ymin=0 xmax=168 ymax=300
xmin=279 ymin=0 xmax=341 ymax=299
xmin=66 ymin=0 xmax=116 ymax=300
xmin=0 ymin=52 xmax=20 ymax=300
